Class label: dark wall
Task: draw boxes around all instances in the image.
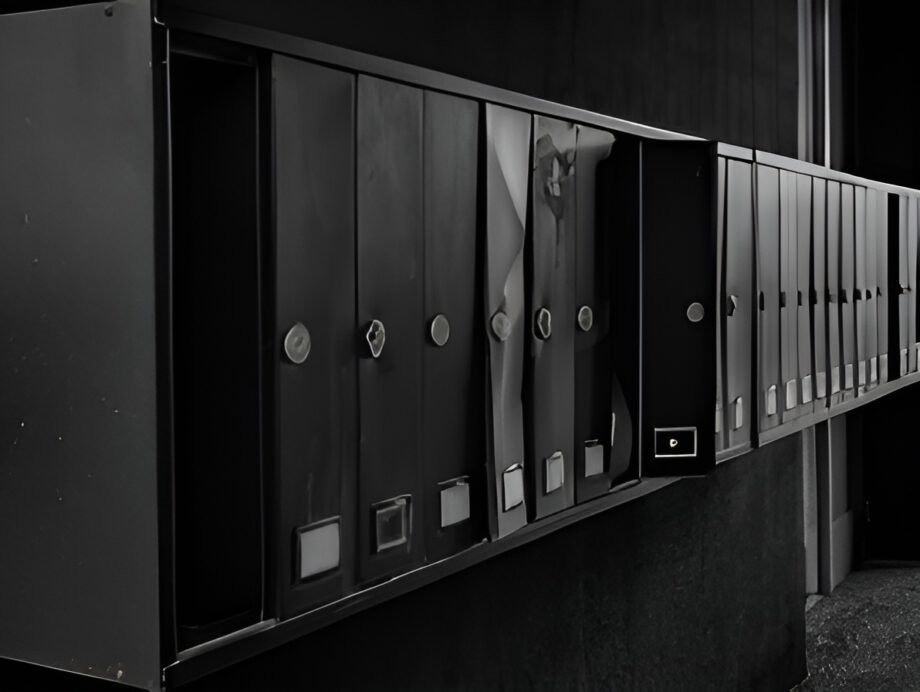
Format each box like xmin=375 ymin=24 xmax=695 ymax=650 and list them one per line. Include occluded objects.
xmin=835 ymin=1 xmax=920 ymax=188
xmin=159 ymin=0 xmax=799 ymax=155
xmin=852 ymin=387 xmax=920 ymax=562
xmin=173 ymin=436 xmax=805 ymax=692
xmin=1 ymin=435 xmax=805 ymax=690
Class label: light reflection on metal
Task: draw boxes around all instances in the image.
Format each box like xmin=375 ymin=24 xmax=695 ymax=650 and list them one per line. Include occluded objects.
xmin=429 ymin=313 xmax=450 ymax=347
xmin=365 ymin=319 xmax=386 ymax=359
xmin=484 ymin=103 xmax=531 ymax=537
xmin=530 ymin=114 xmax=577 ymax=518
xmin=283 ymin=322 xmax=312 ymax=364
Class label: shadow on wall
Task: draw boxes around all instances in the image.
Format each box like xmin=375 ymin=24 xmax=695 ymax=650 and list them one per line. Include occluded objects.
xmin=160 ymin=0 xmax=799 ymax=154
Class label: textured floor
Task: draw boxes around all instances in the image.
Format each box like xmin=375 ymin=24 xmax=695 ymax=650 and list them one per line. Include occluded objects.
xmin=796 ymin=568 xmax=920 ymax=691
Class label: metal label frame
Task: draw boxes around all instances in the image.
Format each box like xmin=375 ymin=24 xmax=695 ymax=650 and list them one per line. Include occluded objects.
xmin=653 ymin=427 xmax=699 ymax=459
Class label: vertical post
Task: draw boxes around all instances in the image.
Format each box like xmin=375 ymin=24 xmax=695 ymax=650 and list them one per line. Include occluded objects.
xmin=797 ymin=0 xmax=814 ymax=162
xmin=816 ymin=415 xmax=853 ymax=595
xmin=824 ymin=0 xmax=832 ymax=168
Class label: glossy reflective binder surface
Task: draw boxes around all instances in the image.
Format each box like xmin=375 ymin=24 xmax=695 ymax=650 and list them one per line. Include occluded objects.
xmin=357 ymin=75 xmax=425 ymax=581
xmin=724 ymin=159 xmax=754 ymax=451
xmin=854 ymin=186 xmax=868 ymax=392
xmin=909 ymin=197 xmax=919 ymax=373
xmin=827 ymin=182 xmax=843 ymax=402
xmin=484 ymin=104 xmax=530 ymax=538
xmin=865 ymin=188 xmax=880 ymax=388
xmin=795 ymin=174 xmax=813 ymax=411
xmin=596 ymin=136 xmax=641 ymax=482
xmin=716 ymin=158 xmax=726 ymax=453
xmin=274 ymin=56 xmax=357 ymax=615
xmin=756 ymin=166 xmax=781 ymax=431
xmin=840 ymin=184 xmax=856 ymax=399
xmin=877 ymin=191 xmax=890 ymax=384
xmin=422 ymin=90 xmax=486 ymax=561
xmin=779 ymin=170 xmax=799 ymax=421
xmin=527 ymin=115 xmax=576 ymax=518
xmin=812 ymin=179 xmax=828 ymax=400
xmin=573 ymin=125 xmax=629 ymax=500
xmin=898 ymin=196 xmax=910 ymax=376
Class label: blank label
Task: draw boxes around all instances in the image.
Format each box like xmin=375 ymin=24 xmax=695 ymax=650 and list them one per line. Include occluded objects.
xmin=584 ymin=441 xmax=604 ymax=478
xmin=439 ymin=480 xmax=471 ymax=528
xmin=297 ymin=520 xmax=340 ymax=581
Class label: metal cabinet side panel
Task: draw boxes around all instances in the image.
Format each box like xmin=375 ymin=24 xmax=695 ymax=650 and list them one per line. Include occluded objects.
xmin=724 ymin=160 xmax=754 ymax=452
xmin=273 ymin=56 xmax=357 ymax=616
xmin=527 ymin=115 xmax=576 ymax=518
xmin=812 ymin=178 xmax=828 ymax=401
xmin=0 ymin=4 xmax=160 ymax=689
xmin=356 ymin=76 xmax=425 ymax=582
xmin=422 ymin=90 xmax=487 ymax=561
xmin=484 ymin=104 xmax=530 ymax=538
xmin=756 ymin=166 xmax=782 ymax=432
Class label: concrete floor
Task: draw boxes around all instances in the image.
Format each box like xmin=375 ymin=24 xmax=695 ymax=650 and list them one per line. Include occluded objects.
xmin=796 ymin=568 xmax=920 ymax=691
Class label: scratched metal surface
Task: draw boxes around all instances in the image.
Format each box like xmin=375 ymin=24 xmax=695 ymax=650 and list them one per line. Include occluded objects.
xmin=0 ymin=3 xmax=160 ymax=689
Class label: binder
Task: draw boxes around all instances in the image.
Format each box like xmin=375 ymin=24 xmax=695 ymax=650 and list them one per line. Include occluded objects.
xmin=573 ymin=125 xmax=632 ymax=501
xmin=484 ymin=104 xmax=531 ymax=538
xmin=422 ymin=90 xmax=487 ymax=561
xmin=273 ymin=56 xmax=357 ymax=615
xmin=897 ymin=196 xmax=910 ymax=376
xmin=909 ymin=196 xmax=919 ymax=373
xmin=596 ymin=136 xmax=642 ymax=482
xmin=723 ymin=159 xmax=754 ymax=452
xmin=865 ymin=188 xmax=880 ymax=389
xmin=854 ymin=187 xmax=868 ymax=392
xmin=812 ymin=178 xmax=829 ymax=401
xmin=795 ymin=173 xmax=814 ymax=413
xmin=877 ymin=190 xmax=890 ymax=384
xmin=356 ymin=75 xmax=425 ymax=581
xmin=840 ymin=184 xmax=857 ymax=399
xmin=527 ymin=115 xmax=576 ymax=518
xmin=716 ymin=157 xmax=726 ymax=455
xmin=756 ymin=166 xmax=782 ymax=431
xmin=779 ymin=170 xmax=799 ymax=420
xmin=827 ymin=181 xmax=843 ymax=404
xmin=639 ymin=141 xmax=715 ymax=476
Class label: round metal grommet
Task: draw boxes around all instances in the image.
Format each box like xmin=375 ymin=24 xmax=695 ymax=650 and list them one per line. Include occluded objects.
xmin=577 ymin=305 xmax=594 ymax=332
xmin=535 ymin=307 xmax=552 ymax=340
xmin=429 ymin=313 xmax=451 ymax=347
xmin=365 ymin=319 xmax=386 ymax=359
xmin=491 ymin=311 xmax=512 ymax=342
xmin=686 ymin=302 xmax=705 ymax=323
xmin=283 ymin=322 xmax=312 ymax=364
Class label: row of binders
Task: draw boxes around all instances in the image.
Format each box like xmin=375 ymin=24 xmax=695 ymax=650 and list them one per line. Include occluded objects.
xmin=272 ymin=55 xmax=642 ymax=621
xmin=174 ymin=47 xmax=920 ymax=646
xmin=714 ymin=148 xmax=920 ymax=459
